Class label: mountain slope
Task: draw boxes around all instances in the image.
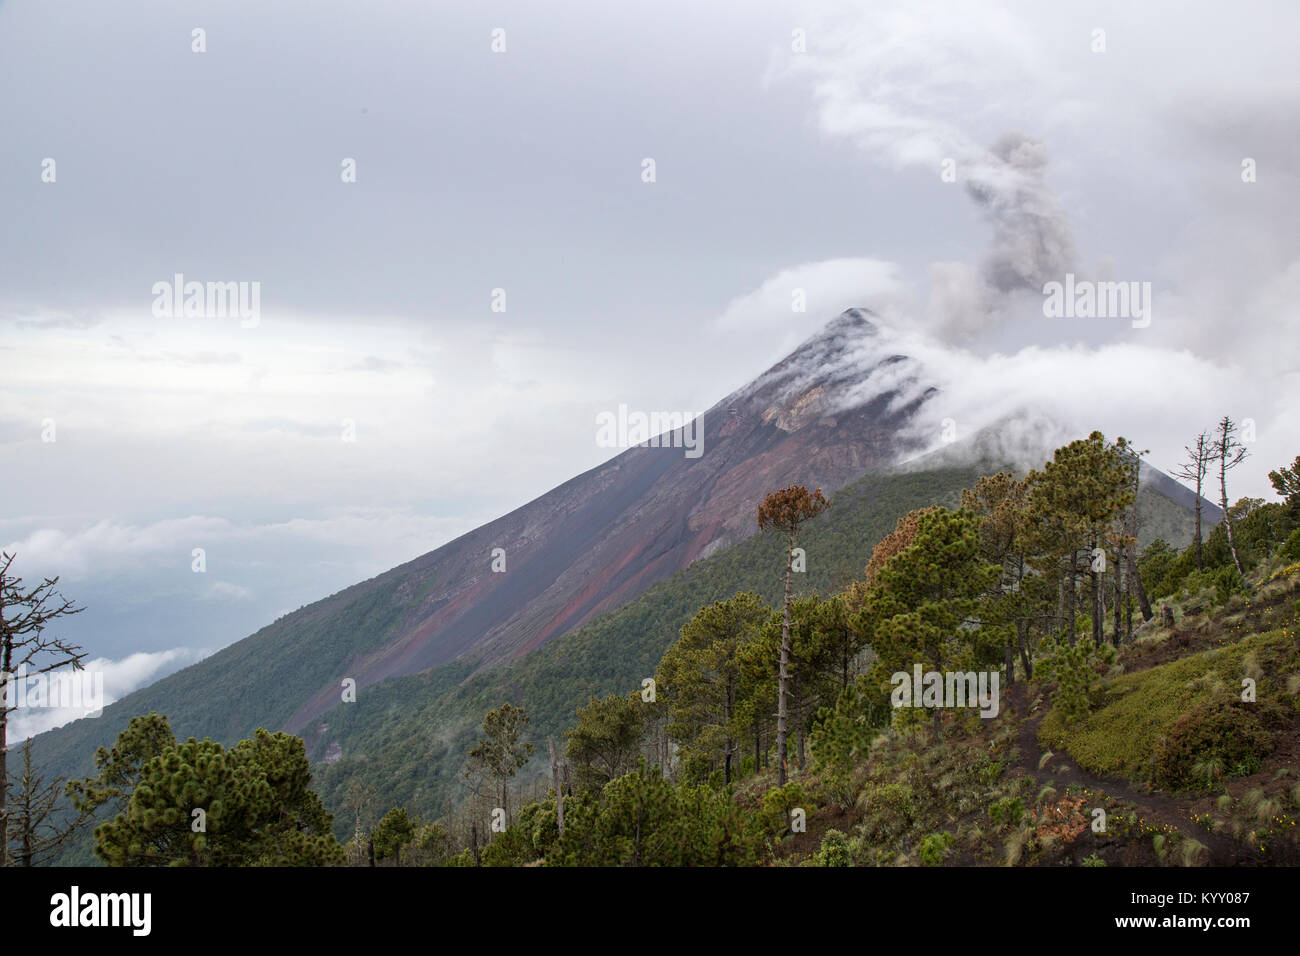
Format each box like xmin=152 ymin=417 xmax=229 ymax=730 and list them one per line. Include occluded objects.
xmin=32 ymin=309 xmax=1222 ymax=855
xmin=305 ymin=459 xmax=994 ymax=835
xmin=32 ymin=311 xmax=936 ymax=778
xmin=303 ymin=440 xmax=1218 ymax=837
xmin=281 ymin=308 xmax=936 ymax=730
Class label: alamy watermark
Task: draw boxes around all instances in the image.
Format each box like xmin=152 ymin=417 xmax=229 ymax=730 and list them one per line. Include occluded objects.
xmin=1042 ymin=273 xmax=1151 ymax=328
xmin=890 ymin=664 xmax=1000 ymax=718
xmin=151 ymin=273 xmax=260 ymax=328
xmin=50 ymin=886 xmax=150 ymax=936
xmin=2 ymin=666 xmax=104 ymax=718
xmin=595 ymin=404 xmax=703 ymax=458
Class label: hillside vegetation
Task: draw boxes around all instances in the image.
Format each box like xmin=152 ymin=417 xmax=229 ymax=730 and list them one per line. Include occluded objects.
xmin=328 ymin=430 xmax=1296 ymax=868
xmin=30 ymin=431 xmax=1255 ymax=867
xmin=307 ymin=463 xmax=991 ymax=835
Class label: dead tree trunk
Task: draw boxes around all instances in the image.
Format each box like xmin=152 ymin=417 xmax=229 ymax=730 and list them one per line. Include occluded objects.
xmin=776 ymin=553 xmax=792 ymax=786
xmin=1215 ymin=417 xmax=1248 ymax=575
xmin=548 ymin=737 xmax=564 ymax=838
xmin=1126 ymin=548 xmax=1153 ymax=622
xmin=794 ymin=675 xmax=805 ymax=772
xmin=1017 ymin=619 xmax=1032 ymax=681
xmin=1220 ymin=464 xmax=1244 ymax=575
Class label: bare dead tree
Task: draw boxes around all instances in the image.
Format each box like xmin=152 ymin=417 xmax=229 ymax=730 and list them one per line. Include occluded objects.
xmin=1 ymin=552 xmax=86 ymax=866
xmin=1172 ymin=431 xmax=1214 ymax=571
xmin=9 ymin=737 xmax=92 ymax=866
xmin=1212 ymin=417 xmax=1250 ymax=575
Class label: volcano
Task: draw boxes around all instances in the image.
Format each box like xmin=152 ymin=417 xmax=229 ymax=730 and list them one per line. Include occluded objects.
xmin=32 ymin=308 xmax=1221 ymax=857
xmin=281 ymin=308 xmax=937 ymax=731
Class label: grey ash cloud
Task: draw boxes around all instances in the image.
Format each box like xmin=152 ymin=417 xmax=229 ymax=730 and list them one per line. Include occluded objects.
xmin=965 ymin=131 xmax=1078 ymax=295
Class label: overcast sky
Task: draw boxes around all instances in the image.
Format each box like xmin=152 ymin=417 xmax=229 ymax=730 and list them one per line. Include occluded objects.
xmin=3 ymin=0 xmax=1297 ymax=735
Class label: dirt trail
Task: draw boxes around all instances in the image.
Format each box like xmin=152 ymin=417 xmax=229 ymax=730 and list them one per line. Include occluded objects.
xmin=1005 ymin=683 xmax=1257 ymax=866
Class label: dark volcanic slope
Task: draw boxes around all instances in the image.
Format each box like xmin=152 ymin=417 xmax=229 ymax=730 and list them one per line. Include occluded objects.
xmin=283 ymin=309 xmax=934 ymax=731
xmin=31 ymin=308 xmax=1220 ymax=804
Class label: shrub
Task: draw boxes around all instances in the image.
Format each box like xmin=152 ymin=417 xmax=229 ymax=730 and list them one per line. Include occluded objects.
xmin=1039 ymin=637 xmax=1114 ymax=723
xmin=989 ymin=796 xmax=1024 ymax=829
xmin=1152 ymin=698 xmax=1274 ymax=790
xmin=756 ymin=782 xmax=807 ymax=840
xmin=481 ymin=800 xmax=557 ymax=866
xmin=858 ymin=782 xmax=914 ymax=843
xmin=816 ymin=829 xmax=851 ymax=867
xmin=1277 ymin=528 xmax=1300 ymax=562
xmin=980 ymin=759 xmax=1004 ymax=787
xmin=1214 ymin=567 xmax=1248 ymax=604
xmin=1179 ymin=838 xmax=1209 ymax=867
xmin=810 ymin=681 xmax=886 ymax=809
xmin=1142 ymin=540 xmax=1186 ymax=600
xmin=918 ymin=831 xmax=952 ymax=866
xmin=681 ymin=753 xmax=712 ymax=786
xmin=1271 ymin=563 xmax=1300 ymax=582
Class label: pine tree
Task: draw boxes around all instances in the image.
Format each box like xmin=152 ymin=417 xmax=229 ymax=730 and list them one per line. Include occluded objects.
xmin=92 ymin=726 xmax=343 ymax=866
xmin=1121 ymin=444 xmax=1154 ymax=629
xmin=1109 ymin=438 xmax=1146 ymax=646
xmin=564 ymin=692 xmax=645 ymax=792
xmin=658 ymin=592 xmax=768 ymax=785
xmin=1024 ymin=432 xmax=1133 ymax=646
xmin=66 ymin=711 xmax=175 ymax=820
xmin=738 ymin=595 xmax=837 ymax=775
xmin=756 ymin=485 xmax=828 ymax=786
xmin=1269 ymin=454 xmax=1300 ymax=534
xmin=465 ymin=702 xmax=533 ymax=823
xmin=863 ymin=507 xmax=1001 ymax=739
xmin=372 ymin=807 xmax=416 ymax=863
xmin=341 ymin=778 xmax=377 ymax=864
xmin=1269 ymin=455 xmax=1300 ymax=508
xmin=962 ymin=473 xmax=1034 ymax=680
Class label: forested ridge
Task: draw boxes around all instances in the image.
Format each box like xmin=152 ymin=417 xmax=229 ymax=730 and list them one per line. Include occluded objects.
xmin=12 ymin=425 xmax=1297 ymax=868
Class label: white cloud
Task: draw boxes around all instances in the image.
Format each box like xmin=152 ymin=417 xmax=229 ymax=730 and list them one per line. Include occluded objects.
xmin=714 ymin=257 xmax=906 ymax=337
xmin=781 ymin=2 xmax=1076 ymax=307
xmin=1 ymin=509 xmax=482 ymax=585
xmin=767 ymin=305 xmax=1294 ymax=498
xmin=7 ymin=647 xmax=210 ymax=740
xmin=777 ymin=0 xmax=1300 ymax=379
xmin=204 ymin=580 xmax=252 ymax=601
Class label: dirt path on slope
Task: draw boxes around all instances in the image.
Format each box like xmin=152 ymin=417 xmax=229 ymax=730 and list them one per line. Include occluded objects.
xmin=1005 ymin=683 xmax=1257 ymax=866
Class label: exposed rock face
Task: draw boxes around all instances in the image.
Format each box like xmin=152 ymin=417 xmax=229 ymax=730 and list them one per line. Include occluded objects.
xmin=283 ymin=309 xmax=935 ymax=733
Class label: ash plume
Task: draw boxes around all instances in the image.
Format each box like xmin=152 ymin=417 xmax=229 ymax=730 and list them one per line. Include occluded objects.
xmin=965 ymin=132 xmax=1078 ymax=295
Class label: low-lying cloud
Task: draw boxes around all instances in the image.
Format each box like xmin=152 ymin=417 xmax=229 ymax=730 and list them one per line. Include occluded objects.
xmin=7 ymin=647 xmax=210 ymax=740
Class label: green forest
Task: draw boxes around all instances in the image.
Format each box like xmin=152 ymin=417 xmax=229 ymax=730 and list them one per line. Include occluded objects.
xmin=8 ymin=420 xmax=1299 ymax=867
